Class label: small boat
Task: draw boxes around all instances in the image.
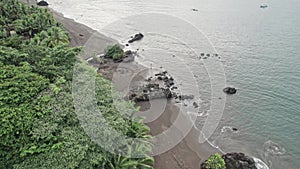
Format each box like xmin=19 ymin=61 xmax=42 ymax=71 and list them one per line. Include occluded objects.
xmin=260 ymin=4 xmax=268 ymax=8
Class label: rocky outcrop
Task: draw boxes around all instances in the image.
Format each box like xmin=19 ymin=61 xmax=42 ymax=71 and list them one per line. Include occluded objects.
xmin=223 ymin=87 xmax=237 ymax=94
xmin=129 ymin=71 xmax=175 ymax=102
xmin=222 ymin=153 xmax=257 ymax=169
xmin=128 ymin=33 xmax=144 ymax=43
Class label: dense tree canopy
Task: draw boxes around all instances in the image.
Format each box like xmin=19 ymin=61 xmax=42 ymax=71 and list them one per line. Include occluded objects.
xmin=0 ymin=0 xmax=153 ymax=168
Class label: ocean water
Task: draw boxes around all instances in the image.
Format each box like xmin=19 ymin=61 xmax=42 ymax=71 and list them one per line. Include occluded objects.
xmin=48 ymin=0 xmax=300 ymax=168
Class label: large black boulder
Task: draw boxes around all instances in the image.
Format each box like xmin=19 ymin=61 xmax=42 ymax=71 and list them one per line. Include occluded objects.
xmin=37 ymin=0 xmax=48 ymax=6
xmin=223 ymin=87 xmax=237 ymax=94
xmin=128 ymin=33 xmax=144 ymax=43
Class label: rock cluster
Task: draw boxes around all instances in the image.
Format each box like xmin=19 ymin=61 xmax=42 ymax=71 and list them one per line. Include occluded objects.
xmin=129 ymin=71 xmax=174 ymax=102
xmin=222 ymin=153 xmax=257 ymax=169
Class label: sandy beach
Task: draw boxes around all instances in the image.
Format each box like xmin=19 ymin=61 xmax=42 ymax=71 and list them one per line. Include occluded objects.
xmin=22 ymin=1 xmax=219 ymax=168
xmin=52 ymin=7 xmax=218 ymax=169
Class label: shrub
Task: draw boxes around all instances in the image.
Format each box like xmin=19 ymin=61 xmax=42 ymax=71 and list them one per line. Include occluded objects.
xmin=104 ymin=44 xmax=124 ymax=59
xmin=204 ymin=153 xmax=226 ymax=169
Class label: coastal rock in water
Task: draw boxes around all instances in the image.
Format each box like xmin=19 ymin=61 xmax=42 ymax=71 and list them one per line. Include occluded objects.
xmin=222 ymin=153 xmax=257 ymax=169
xmin=37 ymin=0 xmax=48 ymax=6
xmin=128 ymin=33 xmax=144 ymax=43
xmin=223 ymin=87 xmax=237 ymax=94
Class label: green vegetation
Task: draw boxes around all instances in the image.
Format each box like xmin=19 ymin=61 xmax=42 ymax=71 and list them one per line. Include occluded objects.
xmin=204 ymin=153 xmax=226 ymax=169
xmin=0 ymin=0 xmax=153 ymax=168
xmin=104 ymin=44 xmax=124 ymax=60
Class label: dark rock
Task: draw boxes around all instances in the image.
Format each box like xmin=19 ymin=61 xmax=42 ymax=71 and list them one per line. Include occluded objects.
xmin=163 ymin=89 xmax=172 ymax=98
xmin=145 ymin=77 xmax=152 ymax=82
xmin=232 ymin=127 xmax=238 ymax=131
xmin=222 ymin=153 xmax=257 ymax=169
xmin=125 ymin=50 xmax=133 ymax=56
xmin=200 ymin=53 xmax=205 ymax=56
xmin=193 ymin=102 xmax=199 ymax=108
xmin=192 ymin=8 xmax=198 ymax=11
xmin=125 ymin=44 xmax=129 ymax=46
xmin=113 ymin=58 xmax=123 ymax=63
xmin=79 ymin=34 xmax=84 ymax=37
xmin=165 ymin=80 xmax=174 ymax=87
xmin=155 ymin=71 xmax=167 ymax=76
xmin=223 ymin=87 xmax=237 ymax=94
xmin=171 ymin=86 xmax=178 ymax=90
xmin=128 ymin=33 xmax=144 ymax=43
xmin=178 ymin=95 xmax=194 ymax=100
xmin=37 ymin=0 xmax=48 ymax=6
xmin=206 ymin=53 xmax=210 ymax=57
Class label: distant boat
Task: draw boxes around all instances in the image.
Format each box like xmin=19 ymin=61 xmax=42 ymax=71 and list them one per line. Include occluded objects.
xmin=260 ymin=4 xmax=268 ymax=8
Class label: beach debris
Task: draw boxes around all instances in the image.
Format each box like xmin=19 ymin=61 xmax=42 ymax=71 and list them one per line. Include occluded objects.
xmin=128 ymin=33 xmax=144 ymax=43
xmin=191 ymin=8 xmax=198 ymax=11
xmin=125 ymin=44 xmax=129 ymax=46
xmin=232 ymin=127 xmax=238 ymax=131
xmin=79 ymin=34 xmax=84 ymax=37
xmin=37 ymin=0 xmax=48 ymax=6
xmin=223 ymin=87 xmax=237 ymax=94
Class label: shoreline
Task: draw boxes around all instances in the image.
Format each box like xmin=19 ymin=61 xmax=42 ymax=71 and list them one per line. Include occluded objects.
xmin=24 ymin=1 xmax=221 ymax=168
xmin=50 ymin=6 xmax=219 ymax=169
